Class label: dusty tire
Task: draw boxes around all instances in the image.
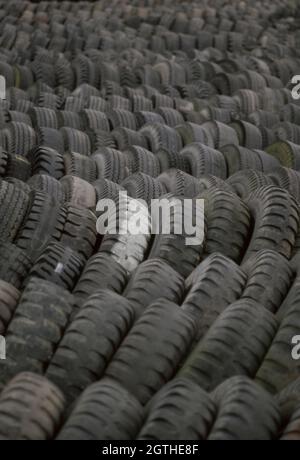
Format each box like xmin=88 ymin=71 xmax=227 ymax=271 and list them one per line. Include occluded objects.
xmin=209 ymin=376 xmax=281 ymax=440
xmin=57 ymin=379 xmax=143 ymax=440
xmin=0 ymin=372 xmax=65 ymax=441
xmin=138 ymin=378 xmax=217 ymax=440
xmin=105 ymin=300 xmax=196 ymax=405
xmin=46 ymin=290 xmax=134 ymax=405
xmin=179 ymin=299 xmax=278 ymax=392
xmin=242 ymin=186 xmax=299 ymax=262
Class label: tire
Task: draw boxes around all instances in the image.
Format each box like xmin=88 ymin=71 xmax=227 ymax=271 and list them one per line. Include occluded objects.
xmin=93 ymin=147 xmax=131 ymax=184
xmin=105 ymin=300 xmax=196 ymax=405
xmin=5 ymin=122 xmax=37 ymax=157
xmin=241 ymin=250 xmax=293 ymax=313
xmin=277 ymin=378 xmax=300 ymax=427
xmin=280 ymin=405 xmax=300 ymax=440
xmin=176 ymin=122 xmax=214 ymax=147
xmin=0 ymin=180 xmax=30 ymax=242
xmin=242 ymin=186 xmax=299 ymax=262
xmin=182 ymin=253 xmax=246 ymax=338
xmin=27 ymin=174 xmax=65 ymax=203
xmin=37 ymin=127 xmax=65 ymax=155
xmin=59 ymin=204 xmax=97 ymax=260
xmin=0 ymin=147 xmax=8 ymax=176
xmin=80 ymin=110 xmax=110 ymax=131
xmin=16 ymin=191 xmax=66 ymax=261
xmin=112 ymin=127 xmax=148 ymax=150
xmin=197 ymin=174 xmax=234 ymax=194
xmin=106 ymin=109 xmax=137 ymax=130
xmin=30 ymin=146 xmax=65 ymax=180
xmin=121 ymin=173 xmax=166 ymax=205
xmin=226 ymin=169 xmax=273 ymax=198
xmin=201 ymin=186 xmax=251 ymax=261
xmin=0 ymin=372 xmax=65 ymax=440
xmin=60 ymin=127 xmax=91 ymax=156
xmin=29 ymin=107 xmax=58 ymax=129
xmin=202 ymin=121 xmax=239 ymax=149
xmin=123 ymin=146 xmax=161 ymax=178
xmin=230 ymin=120 xmax=263 ymax=149
xmin=140 ymin=123 xmax=183 ymax=154
xmin=221 ymin=144 xmax=263 ymax=176
xmin=157 ymin=169 xmax=200 ymax=198
xmin=46 ymin=290 xmax=134 ymax=405
xmin=256 ymin=280 xmax=300 ymax=394
xmin=180 ymin=143 xmax=227 ymax=179
xmin=268 ymin=167 xmax=300 ymax=202
xmin=93 ymin=178 xmax=125 ymax=201
xmin=56 ymin=379 xmax=143 ymax=440
xmin=5 ymin=154 xmax=31 ymax=181
xmin=64 ymin=151 xmax=97 ymax=183
xmin=0 ymin=278 xmax=73 ymax=386
xmin=138 ymin=378 xmax=217 ymax=440
xmin=57 ymin=111 xmax=84 ymax=130
xmin=266 ymin=141 xmax=300 ymax=169
xmin=27 ymin=241 xmax=84 ymax=291
xmin=179 ymin=299 xmax=278 ymax=392
xmin=156 ymin=149 xmax=187 ymax=173
xmin=0 ymin=281 xmax=20 ymax=335
xmin=147 ymin=194 xmax=206 ymax=278
xmin=156 ymin=107 xmax=184 ymax=127
xmin=99 ymin=195 xmax=151 ymax=273
xmin=60 ymin=175 xmax=96 ymax=209
xmin=73 ymin=253 xmax=128 ymax=299
xmin=124 ymin=258 xmax=184 ymax=318
xmin=0 ymin=242 xmax=32 ymax=289
xmin=209 ymin=376 xmax=281 ymax=440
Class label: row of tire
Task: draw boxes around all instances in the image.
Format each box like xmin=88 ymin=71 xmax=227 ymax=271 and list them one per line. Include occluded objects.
xmin=0 ymin=0 xmax=300 ymax=441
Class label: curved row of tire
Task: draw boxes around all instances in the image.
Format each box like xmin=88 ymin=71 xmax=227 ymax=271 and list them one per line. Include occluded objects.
xmin=0 ymin=0 xmax=300 ymax=441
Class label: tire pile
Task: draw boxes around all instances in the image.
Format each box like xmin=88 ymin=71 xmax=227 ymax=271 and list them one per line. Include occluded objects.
xmin=0 ymin=0 xmax=300 ymax=441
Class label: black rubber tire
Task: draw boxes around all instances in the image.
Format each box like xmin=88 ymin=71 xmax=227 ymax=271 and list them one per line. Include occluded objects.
xmin=0 ymin=278 xmax=73 ymax=386
xmin=99 ymin=195 xmax=151 ymax=273
xmin=199 ymin=187 xmax=251 ymax=263
xmin=60 ymin=127 xmax=91 ymax=156
xmin=0 ymin=242 xmax=32 ymax=289
xmin=179 ymin=299 xmax=278 ymax=392
xmin=37 ymin=127 xmax=65 ymax=155
xmin=176 ymin=122 xmax=214 ymax=147
xmin=93 ymin=147 xmax=131 ymax=184
xmin=27 ymin=174 xmax=65 ymax=203
xmin=0 ymin=372 xmax=65 ymax=441
xmin=105 ymin=300 xmax=196 ymax=404
xmin=124 ymin=258 xmax=184 ymax=318
xmin=241 ymin=249 xmax=293 ymax=313
xmin=256 ymin=280 xmax=300 ymax=394
xmin=221 ymin=144 xmax=263 ymax=176
xmin=112 ymin=127 xmax=148 ymax=151
xmin=124 ymin=146 xmax=161 ymax=178
xmin=138 ymin=378 xmax=217 ymax=440
xmin=73 ymin=253 xmax=128 ymax=300
xmin=226 ymin=169 xmax=273 ymax=198
xmin=5 ymin=122 xmax=37 ymax=157
xmin=93 ymin=178 xmax=125 ymax=202
xmin=268 ymin=167 xmax=300 ymax=202
xmin=209 ymin=376 xmax=281 ymax=440
xmin=59 ymin=204 xmax=97 ymax=260
xmin=140 ymin=123 xmax=183 ymax=154
xmin=180 ymin=143 xmax=227 ymax=179
xmin=242 ymin=186 xmax=299 ymax=263
xmin=30 ymin=146 xmax=65 ymax=180
xmin=0 ymin=180 xmax=30 ymax=242
xmin=46 ymin=290 xmax=134 ymax=405
xmin=56 ymin=379 xmax=143 ymax=440
xmin=64 ymin=151 xmax=97 ymax=183
xmin=15 ymin=191 xmax=66 ymax=261
xmin=157 ymin=169 xmax=201 ymax=197
xmin=60 ymin=176 xmax=96 ymax=209
xmin=182 ymin=253 xmax=246 ymax=338
xmin=27 ymin=241 xmax=84 ymax=291
xmin=0 ymin=281 xmax=20 ymax=335
xmin=121 ymin=173 xmax=166 ymax=205
xmin=197 ymin=174 xmax=234 ymax=194
xmin=5 ymin=154 xmax=31 ymax=181
xmin=148 ymin=194 xmax=206 ymax=278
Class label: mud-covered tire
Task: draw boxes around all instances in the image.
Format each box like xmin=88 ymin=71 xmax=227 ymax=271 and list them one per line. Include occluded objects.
xmin=0 ymin=372 xmax=65 ymax=441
